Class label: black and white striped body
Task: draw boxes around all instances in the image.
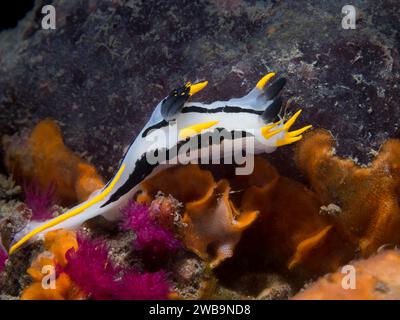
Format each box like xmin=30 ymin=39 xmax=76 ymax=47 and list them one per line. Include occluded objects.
xmin=8 ymin=73 xmax=311 ymax=254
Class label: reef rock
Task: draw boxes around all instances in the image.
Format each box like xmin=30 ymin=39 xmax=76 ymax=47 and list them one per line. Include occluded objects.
xmin=0 ymin=0 xmax=399 ymax=179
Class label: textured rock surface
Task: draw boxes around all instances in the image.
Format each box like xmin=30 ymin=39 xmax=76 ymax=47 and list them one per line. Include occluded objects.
xmin=0 ymin=0 xmax=399 ymax=179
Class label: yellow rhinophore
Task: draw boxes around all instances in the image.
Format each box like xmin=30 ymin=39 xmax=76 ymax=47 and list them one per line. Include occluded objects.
xmin=189 ymin=81 xmax=208 ymax=96
xmin=9 ymin=163 xmax=126 ymax=254
xmin=179 ymin=121 xmax=219 ymax=139
xmin=284 ymin=109 xmax=303 ymax=130
xmin=275 ymin=110 xmax=312 ymax=147
xmin=256 ymin=72 xmax=276 ymax=90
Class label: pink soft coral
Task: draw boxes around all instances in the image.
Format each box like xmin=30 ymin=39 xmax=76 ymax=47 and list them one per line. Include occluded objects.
xmin=0 ymin=249 xmax=7 ymax=273
xmin=64 ymin=235 xmax=170 ymax=300
xmin=118 ymin=271 xmax=170 ymax=300
xmin=24 ymin=182 xmax=56 ymax=221
xmin=120 ymin=201 xmax=182 ymax=255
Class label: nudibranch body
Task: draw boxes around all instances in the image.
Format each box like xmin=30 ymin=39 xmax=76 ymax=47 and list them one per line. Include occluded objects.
xmin=8 ymin=72 xmax=311 ymax=254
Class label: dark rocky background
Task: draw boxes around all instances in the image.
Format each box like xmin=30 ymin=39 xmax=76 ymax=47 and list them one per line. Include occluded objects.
xmin=0 ymin=0 xmax=399 ymax=180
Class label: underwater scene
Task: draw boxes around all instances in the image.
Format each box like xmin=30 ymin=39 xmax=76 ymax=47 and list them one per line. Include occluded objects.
xmin=0 ymin=0 xmax=400 ymax=303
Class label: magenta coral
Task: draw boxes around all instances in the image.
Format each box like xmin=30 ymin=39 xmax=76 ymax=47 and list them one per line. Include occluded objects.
xmin=64 ymin=235 xmax=170 ymax=300
xmin=64 ymin=235 xmax=118 ymax=300
xmin=23 ymin=182 xmax=56 ymax=221
xmin=0 ymin=249 xmax=7 ymax=273
xmin=120 ymin=201 xmax=182 ymax=254
xmin=118 ymin=271 xmax=170 ymax=300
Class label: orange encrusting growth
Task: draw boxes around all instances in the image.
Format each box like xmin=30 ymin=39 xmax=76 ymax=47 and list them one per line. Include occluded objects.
xmin=295 ymin=129 xmax=400 ymax=257
xmin=228 ymin=157 xmax=349 ymax=275
xmin=3 ymin=119 xmax=105 ymax=205
xmin=293 ymin=250 xmax=400 ymax=300
xmin=21 ymin=229 xmax=86 ymax=300
xmin=137 ymin=159 xmax=344 ymax=273
xmin=43 ymin=229 xmax=78 ymax=268
xmin=138 ymin=164 xmax=215 ymax=205
xmin=21 ymin=273 xmax=85 ymax=300
xmin=183 ymin=180 xmax=258 ymax=268
xmin=229 ymin=130 xmax=400 ymax=276
xmin=138 ymin=165 xmax=258 ymax=268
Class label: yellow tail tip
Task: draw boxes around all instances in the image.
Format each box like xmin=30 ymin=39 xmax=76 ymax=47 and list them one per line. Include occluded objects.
xmin=256 ymin=72 xmax=276 ymax=90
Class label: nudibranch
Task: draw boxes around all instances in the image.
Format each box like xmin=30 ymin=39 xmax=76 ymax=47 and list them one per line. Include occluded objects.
xmin=7 ymin=72 xmax=311 ymax=254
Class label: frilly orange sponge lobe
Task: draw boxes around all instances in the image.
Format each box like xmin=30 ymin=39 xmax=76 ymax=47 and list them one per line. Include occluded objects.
xmin=183 ymin=180 xmax=258 ymax=268
xmin=220 ymin=130 xmax=400 ymax=280
xmin=21 ymin=273 xmax=85 ymax=300
xmin=44 ymin=229 xmax=78 ymax=268
xmin=21 ymin=229 xmax=86 ymax=300
xmin=3 ymin=119 xmax=105 ymax=205
xmin=138 ymin=164 xmax=258 ymax=268
xmin=220 ymin=156 xmax=351 ymax=278
xmin=293 ymin=250 xmax=400 ymax=300
xmin=138 ymin=158 xmax=354 ymax=276
xmin=139 ymin=164 xmax=215 ymax=204
xmin=295 ymin=129 xmax=400 ymax=257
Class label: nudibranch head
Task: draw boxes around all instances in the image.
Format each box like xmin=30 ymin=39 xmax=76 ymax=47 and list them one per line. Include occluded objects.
xmin=160 ymin=81 xmax=209 ymax=121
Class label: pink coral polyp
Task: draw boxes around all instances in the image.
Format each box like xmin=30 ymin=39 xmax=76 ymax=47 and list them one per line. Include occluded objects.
xmin=120 ymin=201 xmax=181 ymax=254
xmin=0 ymin=249 xmax=7 ymax=273
xmin=118 ymin=271 xmax=170 ymax=300
xmin=64 ymin=235 xmax=170 ymax=300
xmin=24 ymin=182 xmax=56 ymax=221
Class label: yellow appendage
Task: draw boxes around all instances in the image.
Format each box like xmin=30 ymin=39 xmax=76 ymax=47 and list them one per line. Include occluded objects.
xmin=260 ymin=109 xmax=312 ymax=147
xmin=179 ymin=121 xmax=219 ymax=139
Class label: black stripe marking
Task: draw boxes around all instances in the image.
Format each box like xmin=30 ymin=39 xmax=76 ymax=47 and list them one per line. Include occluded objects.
xmin=181 ymin=105 xmax=263 ymax=115
xmin=141 ymin=120 xmax=168 ymax=138
xmin=100 ymin=154 xmax=158 ymax=208
xmin=100 ymin=129 xmax=253 ymax=207
xmin=141 ymin=106 xmax=262 ymax=138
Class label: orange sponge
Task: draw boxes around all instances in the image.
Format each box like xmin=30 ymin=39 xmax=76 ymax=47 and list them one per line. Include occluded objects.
xmin=21 ymin=229 xmax=86 ymax=300
xmin=21 ymin=273 xmax=85 ymax=300
xmin=139 ymin=164 xmax=258 ymax=268
xmin=296 ymin=129 xmax=400 ymax=257
xmin=3 ymin=119 xmax=105 ymax=205
xmin=293 ymin=250 xmax=400 ymax=300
